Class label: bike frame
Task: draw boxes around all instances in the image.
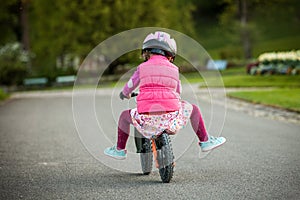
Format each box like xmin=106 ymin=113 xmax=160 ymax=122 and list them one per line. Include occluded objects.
xmin=131 ymin=92 xmax=175 ymax=182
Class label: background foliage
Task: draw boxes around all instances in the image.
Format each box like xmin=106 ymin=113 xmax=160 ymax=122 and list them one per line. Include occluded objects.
xmin=0 ymin=0 xmax=299 ymax=85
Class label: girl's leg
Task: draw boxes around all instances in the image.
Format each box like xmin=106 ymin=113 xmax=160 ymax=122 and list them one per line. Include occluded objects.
xmin=190 ymin=104 xmax=226 ymax=151
xmin=117 ymin=109 xmax=132 ymax=150
xmin=190 ymin=104 xmax=209 ymax=142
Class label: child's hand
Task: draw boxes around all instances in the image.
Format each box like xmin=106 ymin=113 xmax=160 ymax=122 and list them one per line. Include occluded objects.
xmin=119 ymin=91 xmax=129 ymax=100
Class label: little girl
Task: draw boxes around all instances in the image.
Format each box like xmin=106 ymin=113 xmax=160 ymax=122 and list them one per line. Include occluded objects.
xmin=104 ymin=31 xmax=226 ymax=159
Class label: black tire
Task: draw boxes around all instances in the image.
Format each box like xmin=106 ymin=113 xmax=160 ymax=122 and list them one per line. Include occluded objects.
xmin=140 ymin=151 xmax=153 ymax=175
xmin=159 ymin=164 xmax=174 ymax=183
xmin=156 ymin=133 xmax=174 ymax=183
xmin=134 ymin=128 xmax=153 ymax=175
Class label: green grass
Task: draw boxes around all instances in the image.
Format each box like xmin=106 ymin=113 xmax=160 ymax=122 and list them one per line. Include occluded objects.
xmin=181 ymin=67 xmax=300 ymax=88
xmin=220 ymin=67 xmax=300 ymax=88
xmin=228 ymin=88 xmax=300 ymax=112
xmin=221 ymin=75 xmax=300 ymax=88
xmin=182 ymin=67 xmax=300 ymax=111
xmin=0 ymin=89 xmax=9 ymax=101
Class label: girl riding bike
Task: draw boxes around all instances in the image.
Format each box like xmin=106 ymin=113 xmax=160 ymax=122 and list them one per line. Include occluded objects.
xmin=104 ymin=31 xmax=226 ymax=160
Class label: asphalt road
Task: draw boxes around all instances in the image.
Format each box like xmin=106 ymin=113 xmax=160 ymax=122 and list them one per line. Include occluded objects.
xmin=0 ymin=88 xmax=299 ymax=200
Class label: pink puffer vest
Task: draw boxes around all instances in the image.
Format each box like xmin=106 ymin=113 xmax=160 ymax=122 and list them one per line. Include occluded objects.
xmin=137 ymin=55 xmax=180 ymax=113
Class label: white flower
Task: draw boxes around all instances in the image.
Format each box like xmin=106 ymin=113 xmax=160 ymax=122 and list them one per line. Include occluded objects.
xmin=258 ymin=50 xmax=300 ymax=62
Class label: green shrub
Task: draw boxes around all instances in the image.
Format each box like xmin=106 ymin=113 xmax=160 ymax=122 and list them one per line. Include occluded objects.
xmin=0 ymin=43 xmax=29 ymax=85
xmin=0 ymin=59 xmax=27 ymax=85
xmin=0 ymin=88 xmax=9 ymax=101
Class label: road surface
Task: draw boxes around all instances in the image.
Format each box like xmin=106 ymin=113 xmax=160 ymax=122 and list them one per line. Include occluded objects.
xmin=0 ymin=87 xmax=299 ymax=199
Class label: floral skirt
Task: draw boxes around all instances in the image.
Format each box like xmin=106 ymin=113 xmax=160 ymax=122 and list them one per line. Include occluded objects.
xmin=130 ymin=101 xmax=193 ymax=139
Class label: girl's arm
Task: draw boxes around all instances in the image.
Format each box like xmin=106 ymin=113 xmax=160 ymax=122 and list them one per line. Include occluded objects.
xmin=122 ymin=67 xmax=140 ymax=98
xmin=176 ymin=79 xmax=182 ymax=95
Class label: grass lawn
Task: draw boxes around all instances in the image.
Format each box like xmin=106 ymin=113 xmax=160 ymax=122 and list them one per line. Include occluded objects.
xmin=220 ymin=67 xmax=300 ymax=88
xmin=0 ymin=89 xmax=9 ymax=101
xmin=221 ymin=75 xmax=300 ymax=88
xmin=181 ymin=67 xmax=300 ymax=88
xmin=182 ymin=67 xmax=300 ymax=112
xmin=220 ymin=68 xmax=300 ymax=112
xmin=228 ymin=88 xmax=300 ymax=112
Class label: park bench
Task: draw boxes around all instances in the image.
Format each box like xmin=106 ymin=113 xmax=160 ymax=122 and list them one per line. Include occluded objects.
xmin=206 ymin=60 xmax=228 ymax=70
xmin=23 ymin=77 xmax=48 ymax=87
xmin=55 ymin=75 xmax=76 ymax=86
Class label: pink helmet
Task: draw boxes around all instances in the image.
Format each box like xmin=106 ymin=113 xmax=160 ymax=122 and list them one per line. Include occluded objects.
xmin=142 ymin=31 xmax=177 ymax=58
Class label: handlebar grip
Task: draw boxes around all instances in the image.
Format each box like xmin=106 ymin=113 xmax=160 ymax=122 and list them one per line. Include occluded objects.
xmin=131 ymin=92 xmax=138 ymax=97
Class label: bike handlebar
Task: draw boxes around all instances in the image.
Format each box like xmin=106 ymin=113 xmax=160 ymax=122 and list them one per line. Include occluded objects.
xmin=131 ymin=92 xmax=138 ymax=97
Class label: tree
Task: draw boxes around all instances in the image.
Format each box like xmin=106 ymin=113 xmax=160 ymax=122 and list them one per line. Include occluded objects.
xmin=219 ymin=0 xmax=258 ymax=59
xmin=0 ymin=0 xmax=32 ymax=84
xmin=218 ymin=0 xmax=300 ymax=59
xmin=0 ymin=0 xmax=19 ymax=45
xmin=20 ymin=0 xmax=30 ymax=52
xmin=20 ymin=0 xmax=31 ymax=71
xmin=29 ymin=0 xmax=195 ymax=75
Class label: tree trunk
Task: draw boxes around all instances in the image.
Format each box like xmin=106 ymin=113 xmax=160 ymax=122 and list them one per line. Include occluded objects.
xmin=239 ymin=0 xmax=252 ymax=59
xmin=20 ymin=0 xmax=31 ymax=70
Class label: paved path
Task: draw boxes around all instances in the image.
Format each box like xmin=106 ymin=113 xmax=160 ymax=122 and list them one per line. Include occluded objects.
xmin=1 ymin=86 xmax=299 ymax=199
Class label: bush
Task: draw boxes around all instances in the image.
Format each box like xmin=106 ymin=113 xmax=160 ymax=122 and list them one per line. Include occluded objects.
xmin=0 ymin=59 xmax=27 ymax=85
xmin=0 ymin=88 xmax=9 ymax=101
xmin=0 ymin=43 xmax=29 ymax=85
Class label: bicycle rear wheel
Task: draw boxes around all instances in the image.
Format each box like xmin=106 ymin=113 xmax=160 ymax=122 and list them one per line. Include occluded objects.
xmin=156 ymin=133 xmax=174 ymax=183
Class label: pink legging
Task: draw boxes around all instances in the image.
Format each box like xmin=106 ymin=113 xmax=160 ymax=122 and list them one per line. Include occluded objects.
xmin=117 ymin=104 xmax=208 ymax=150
